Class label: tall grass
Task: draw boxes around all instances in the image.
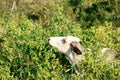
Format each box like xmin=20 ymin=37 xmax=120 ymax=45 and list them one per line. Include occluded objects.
xmin=0 ymin=13 xmax=120 ymax=79
xmin=0 ymin=0 xmax=120 ymax=80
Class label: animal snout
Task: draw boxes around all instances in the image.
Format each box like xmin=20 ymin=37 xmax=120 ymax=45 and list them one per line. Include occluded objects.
xmin=48 ymin=38 xmax=51 ymax=45
xmin=48 ymin=38 xmax=50 ymax=42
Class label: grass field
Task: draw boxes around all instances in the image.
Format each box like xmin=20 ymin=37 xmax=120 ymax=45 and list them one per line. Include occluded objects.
xmin=0 ymin=0 xmax=120 ymax=80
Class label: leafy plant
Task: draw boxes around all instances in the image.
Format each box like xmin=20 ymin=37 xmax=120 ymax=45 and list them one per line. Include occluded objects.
xmin=0 ymin=0 xmax=120 ymax=79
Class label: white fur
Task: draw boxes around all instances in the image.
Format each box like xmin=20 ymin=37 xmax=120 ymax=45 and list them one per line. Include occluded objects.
xmin=49 ymin=36 xmax=80 ymax=53
xmin=48 ymin=36 xmax=83 ymax=74
xmin=48 ymin=36 xmax=118 ymax=74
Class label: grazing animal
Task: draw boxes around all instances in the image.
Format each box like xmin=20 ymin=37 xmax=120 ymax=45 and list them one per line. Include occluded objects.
xmin=48 ymin=36 xmax=119 ymax=75
xmin=48 ymin=36 xmax=85 ymax=75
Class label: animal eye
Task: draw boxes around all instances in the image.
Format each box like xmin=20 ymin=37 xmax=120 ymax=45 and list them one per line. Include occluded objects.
xmin=62 ymin=39 xmax=66 ymax=44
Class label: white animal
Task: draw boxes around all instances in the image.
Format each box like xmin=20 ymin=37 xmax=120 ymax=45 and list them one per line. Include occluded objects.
xmin=48 ymin=36 xmax=85 ymax=75
xmin=48 ymin=36 xmax=119 ymax=75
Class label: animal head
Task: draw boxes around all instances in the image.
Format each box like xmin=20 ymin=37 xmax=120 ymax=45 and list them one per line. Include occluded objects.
xmin=48 ymin=36 xmax=85 ymax=55
xmin=48 ymin=36 xmax=85 ymax=75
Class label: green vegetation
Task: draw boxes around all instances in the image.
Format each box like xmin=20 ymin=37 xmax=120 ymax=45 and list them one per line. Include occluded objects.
xmin=0 ymin=0 xmax=120 ymax=79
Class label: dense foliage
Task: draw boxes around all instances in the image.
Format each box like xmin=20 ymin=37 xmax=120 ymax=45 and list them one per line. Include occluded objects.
xmin=0 ymin=0 xmax=120 ymax=79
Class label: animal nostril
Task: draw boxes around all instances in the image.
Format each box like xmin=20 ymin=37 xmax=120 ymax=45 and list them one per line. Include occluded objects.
xmin=48 ymin=38 xmax=50 ymax=42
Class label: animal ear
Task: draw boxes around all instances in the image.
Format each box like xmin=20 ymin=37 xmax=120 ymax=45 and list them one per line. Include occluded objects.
xmin=70 ymin=42 xmax=84 ymax=55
